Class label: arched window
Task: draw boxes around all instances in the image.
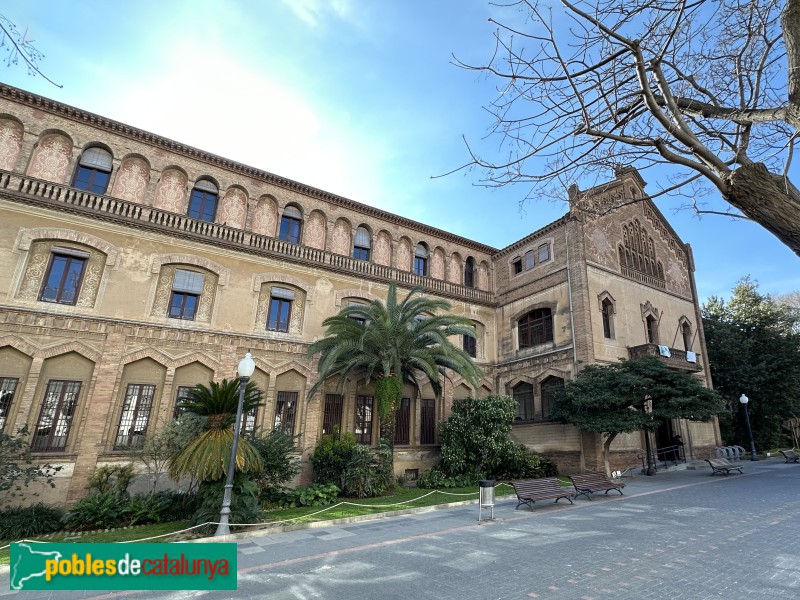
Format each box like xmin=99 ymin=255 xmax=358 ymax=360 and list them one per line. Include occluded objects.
xmin=353 ymin=226 xmax=371 ymax=261
xmin=682 ymin=321 xmax=692 ymax=351
xmin=646 ymin=315 xmax=659 ymax=344
xmin=72 ymin=147 xmax=112 ymax=194
xmin=518 ymin=308 xmax=554 ymax=348
xmin=414 ymin=244 xmax=428 ymax=276
xmin=512 ymin=382 xmax=534 ymax=422
xmin=601 ymin=298 xmax=615 ymax=339
xmin=187 ymin=180 xmax=219 ymax=222
xmin=464 ymin=257 xmax=475 ymax=288
xmin=540 ymin=376 xmax=564 ymax=420
xmin=279 ymin=205 xmax=303 ymax=244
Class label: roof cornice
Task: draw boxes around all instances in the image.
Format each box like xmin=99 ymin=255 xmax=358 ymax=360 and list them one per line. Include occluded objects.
xmin=1 ymin=84 xmax=498 ymax=255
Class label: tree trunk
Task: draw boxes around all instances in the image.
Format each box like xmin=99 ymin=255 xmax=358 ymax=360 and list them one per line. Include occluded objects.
xmin=724 ymin=163 xmax=800 ymax=257
xmin=602 ymin=432 xmax=618 ymax=478
xmin=379 ymin=408 xmax=396 ymax=449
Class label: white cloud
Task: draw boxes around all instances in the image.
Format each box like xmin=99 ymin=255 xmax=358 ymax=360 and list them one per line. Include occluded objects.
xmin=279 ymin=0 xmax=356 ymax=27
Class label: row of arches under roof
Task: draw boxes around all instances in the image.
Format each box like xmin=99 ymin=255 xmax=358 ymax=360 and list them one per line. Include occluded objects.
xmin=1 ymin=123 xmax=490 ymax=290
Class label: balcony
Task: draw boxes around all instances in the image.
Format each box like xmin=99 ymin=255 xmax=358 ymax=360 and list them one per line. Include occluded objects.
xmin=0 ymin=171 xmax=495 ymax=305
xmin=627 ymin=343 xmax=702 ymax=371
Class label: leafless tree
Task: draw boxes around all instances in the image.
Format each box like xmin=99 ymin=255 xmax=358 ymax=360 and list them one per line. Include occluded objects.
xmin=456 ymin=0 xmax=800 ymax=256
xmin=0 ymin=14 xmax=61 ymax=87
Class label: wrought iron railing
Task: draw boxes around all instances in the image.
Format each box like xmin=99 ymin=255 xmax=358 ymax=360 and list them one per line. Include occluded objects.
xmin=628 ymin=343 xmax=702 ymax=370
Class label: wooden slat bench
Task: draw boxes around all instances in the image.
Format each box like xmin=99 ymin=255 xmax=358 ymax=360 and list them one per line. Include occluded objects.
xmin=568 ymin=472 xmax=625 ymax=500
xmin=512 ymin=477 xmax=574 ymax=510
xmin=705 ymin=458 xmax=744 ymax=475
xmin=779 ymin=450 xmax=800 ymax=463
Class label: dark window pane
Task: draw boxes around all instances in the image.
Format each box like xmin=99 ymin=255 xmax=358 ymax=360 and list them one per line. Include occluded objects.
xmin=463 ymin=335 xmax=477 ymax=358
xmin=394 ymin=398 xmax=410 ymax=445
xmin=279 ymin=217 xmax=301 ymax=244
xmin=268 ymin=297 xmax=292 ymax=332
xmin=73 ymin=166 xmax=110 ymax=194
xmin=353 ymin=247 xmax=369 ymax=261
xmin=168 ymin=292 xmax=198 ymax=320
xmin=114 ymin=384 xmax=156 ymax=449
xmin=513 ymin=383 xmax=534 ymax=422
xmin=174 ymin=386 xmax=194 ymax=418
xmin=513 ymin=259 xmax=522 ymax=275
xmin=0 ymin=377 xmax=19 ymax=431
xmin=464 ymin=259 xmax=475 ymax=288
xmin=187 ymin=189 xmax=218 ymax=222
xmin=274 ymin=391 xmax=298 ymax=433
xmin=40 ymin=255 xmax=86 ymax=305
xmin=414 ymin=257 xmax=427 ymax=276
xmin=32 ymin=380 xmax=81 ymax=452
xmin=519 ymin=308 xmax=553 ymax=348
xmin=322 ymin=394 xmax=344 ymax=436
xmin=420 ymin=399 xmax=435 ymax=445
xmin=355 ymin=395 xmax=373 ymax=444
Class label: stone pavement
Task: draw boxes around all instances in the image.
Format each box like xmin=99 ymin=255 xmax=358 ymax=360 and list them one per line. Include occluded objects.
xmin=2 ymin=459 xmax=799 ymax=599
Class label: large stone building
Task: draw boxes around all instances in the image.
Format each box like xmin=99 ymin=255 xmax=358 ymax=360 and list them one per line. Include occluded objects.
xmin=0 ymin=84 xmax=719 ymax=503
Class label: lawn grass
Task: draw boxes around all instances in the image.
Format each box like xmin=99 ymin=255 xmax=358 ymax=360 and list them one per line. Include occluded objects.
xmin=0 ymin=521 xmax=191 ymax=565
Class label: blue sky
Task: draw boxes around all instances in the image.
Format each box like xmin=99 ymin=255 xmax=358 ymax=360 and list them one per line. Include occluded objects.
xmin=2 ymin=0 xmax=798 ymax=302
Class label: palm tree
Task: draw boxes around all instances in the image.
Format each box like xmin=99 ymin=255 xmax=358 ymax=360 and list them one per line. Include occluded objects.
xmin=169 ymin=378 xmax=264 ymax=482
xmin=308 ymin=282 xmax=483 ymax=446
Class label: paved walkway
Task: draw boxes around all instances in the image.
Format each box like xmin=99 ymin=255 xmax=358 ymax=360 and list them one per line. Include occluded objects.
xmin=3 ymin=459 xmax=799 ymax=599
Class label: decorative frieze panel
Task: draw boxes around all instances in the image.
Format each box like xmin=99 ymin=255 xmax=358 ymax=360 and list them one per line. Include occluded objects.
xmin=397 ymin=238 xmax=412 ymax=271
xmin=110 ymin=157 xmax=149 ymax=204
xmin=252 ymin=196 xmax=277 ymax=237
xmin=331 ymin=220 xmax=351 ymax=255
xmin=0 ymin=118 xmax=23 ymax=170
xmin=447 ymin=254 xmax=461 ymax=284
xmin=153 ymin=168 xmax=187 ymax=213
xmin=27 ymin=133 xmax=72 ymax=183
xmin=304 ymin=211 xmax=326 ymax=249
xmin=431 ymin=248 xmax=445 ymax=280
xmin=218 ymin=187 xmax=247 ymax=229
xmin=373 ymin=231 xmax=392 ymax=266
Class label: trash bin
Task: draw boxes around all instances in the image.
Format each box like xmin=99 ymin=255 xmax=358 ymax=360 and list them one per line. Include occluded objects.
xmin=478 ymin=479 xmax=495 ymax=521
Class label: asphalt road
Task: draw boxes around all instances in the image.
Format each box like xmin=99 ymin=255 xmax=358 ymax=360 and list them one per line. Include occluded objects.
xmin=3 ymin=459 xmax=799 ymax=599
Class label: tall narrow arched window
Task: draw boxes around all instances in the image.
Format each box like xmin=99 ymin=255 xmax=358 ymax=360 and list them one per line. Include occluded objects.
xmin=187 ymin=180 xmax=219 ymax=222
xmin=279 ymin=205 xmax=303 ymax=244
xmin=464 ymin=257 xmax=475 ymax=288
xmin=512 ymin=382 xmax=534 ymax=422
xmin=72 ymin=147 xmax=113 ymax=194
xmin=353 ymin=226 xmax=371 ymax=261
xmin=601 ymin=298 xmax=615 ymax=339
xmin=518 ymin=308 xmax=554 ymax=348
xmin=646 ymin=315 xmax=659 ymax=344
xmin=540 ymin=376 xmax=564 ymax=420
xmin=682 ymin=321 xmax=692 ymax=351
xmin=414 ymin=244 xmax=428 ymax=276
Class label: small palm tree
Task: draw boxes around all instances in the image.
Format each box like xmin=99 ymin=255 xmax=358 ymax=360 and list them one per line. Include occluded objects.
xmin=308 ymin=282 xmax=482 ymax=446
xmin=169 ymin=378 xmax=264 ymax=482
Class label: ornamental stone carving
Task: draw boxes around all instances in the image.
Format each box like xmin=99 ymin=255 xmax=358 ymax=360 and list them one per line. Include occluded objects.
xmin=305 ymin=212 xmax=326 ymax=249
xmin=17 ymin=243 xmax=51 ymax=300
xmin=256 ymin=283 xmax=306 ymax=336
xmin=218 ymin=188 xmax=247 ymax=229
xmin=331 ymin=220 xmax=351 ymax=255
xmin=27 ymin=133 xmax=72 ymax=183
xmin=150 ymin=265 xmax=218 ymax=322
xmin=0 ymin=119 xmax=23 ymax=171
xmin=447 ymin=255 xmax=462 ymax=283
xmin=252 ymin=197 xmax=277 ymax=237
xmin=431 ymin=249 xmax=445 ymax=280
xmin=110 ymin=157 xmax=149 ymax=204
xmin=477 ymin=262 xmax=489 ymax=291
xmin=153 ymin=169 xmax=188 ymax=213
xmin=373 ymin=232 xmax=392 ymax=266
xmin=397 ymin=239 xmax=412 ymax=271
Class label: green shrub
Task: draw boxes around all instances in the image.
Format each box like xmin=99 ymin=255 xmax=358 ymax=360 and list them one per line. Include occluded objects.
xmin=248 ymin=428 xmax=301 ymax=494
xmin=310 ymin=431 xmax=358 ymax=490
xmin=0 ymin=503 xmax=65 ymax=540
xmin=189 ymin=474 xmax=262 ymax=528
xmin=311 ymin=433 xmax=393 ymax=498
xmin=64 ymin=492 xmax=128 ymax=530
xmin=122 ymin=493 xmax=173 ymax=526
xmin=416 ymin=468 xmax=477 ymax=489
xmin=268 ymin=483 xmax=340 ymax=508
xmin=150 ymin=490 xmax=199 ymax=522
xmin=88 ymin=464 xmax=135 ymax=495
xmin=438 ymin=395 xmax=558 ymax=480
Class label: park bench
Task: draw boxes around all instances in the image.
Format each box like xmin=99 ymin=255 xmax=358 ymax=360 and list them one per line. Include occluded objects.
xmin=779 ymin=450 xmax=800 ymax=463
xmin=512 ymin=477 xmax=574 ymax=510
xmin=705 ymin=458 xmax=744 ymax=475
xmin=568 ymin=472 xmax=626 ymax=500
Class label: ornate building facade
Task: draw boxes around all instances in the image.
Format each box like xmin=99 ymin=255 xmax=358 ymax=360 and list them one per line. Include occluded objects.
xmin=0 ymin=85 xmax=719 ymax=503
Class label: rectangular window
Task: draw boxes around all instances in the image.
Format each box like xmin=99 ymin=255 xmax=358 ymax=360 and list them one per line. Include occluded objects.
xmin=420 ymin=399 xmax=436 ymax=445
xmin=322 ymin=394 xmax=344 ymax=436
xmin=512 ymin=258 xmax=522 ymax=275
xmin=241 ymin=406 xmax=258 ymax=436
xmin=0 ymin=377 xmax=19 ymax=431
xmin=394 ymin=397 xmax=411 ymax=445
xmin=355 ymin=395 xmax=374 ymax=444
xmin=279 ymin=216 xmax=302 ymax=244
xmin=413 ymin=256 xmax=427 ymax=277
xmin=32 ymin=380 xmax=81 ymax=452
xmin=274 ymin=391 xmax=297 ymax=433
xmin=525 ymin=250 xmax=535 ymax=270
xmin=513 ymin=383 xmax=535 ymax=422
xmin=267 ymin=287 xmax=295 ymax=332
xmin=168 ymin=292 xmax=199 ymax=320
xmin=40 ymin=254 xmax=87 ymax=305
xmin=463 ymin=335 xmax=477 ymax=358
xmin=173 ymin=386 xmax=193 ymax=418
xmin=169 ymin=269 xmax=204 ymax=320
xmin=114 ymin=384 xmax=156 ymax=449
xmin=538 ymin=243 xmax=551 ymax=263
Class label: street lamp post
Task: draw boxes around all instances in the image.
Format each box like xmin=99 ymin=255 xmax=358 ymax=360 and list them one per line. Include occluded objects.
xmin=215 ymin=352 xmax=256 ymax=537
xmin=739 ymin=394 xmax=758 ymax=461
